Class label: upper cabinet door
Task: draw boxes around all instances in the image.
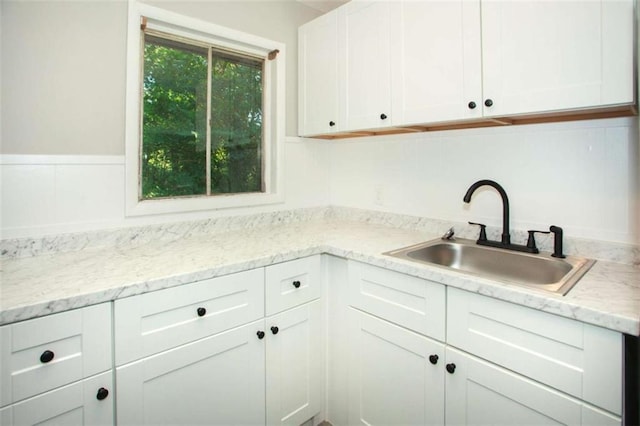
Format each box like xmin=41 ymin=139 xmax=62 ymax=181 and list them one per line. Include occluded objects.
xmin=299 ymin=10 xmax=340 ymax=136
xmin=341 ymin=1 xmax=392 ymax=131
xmin=390 ymin=0 xmax=482 ymax=126
xmin=481 ymin=0 xmax=634 ymax=117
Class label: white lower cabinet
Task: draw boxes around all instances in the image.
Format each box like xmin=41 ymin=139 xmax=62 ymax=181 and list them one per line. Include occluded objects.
xmin=115 ymin=256 xmax=324 ymax=426
xmin=348 ymin=309 xmax=445 ymax=426
xmin=343 ymin=260 xmax=623 ymax=426
xmin=0 ymin=372 xmax=113 ymax=426
xmin=266 ymin=300 xmax=323 ymax=426
xmin=445 ymin=347 xmax=620 ymax=426
xmin=116 ymin=319 xmax=266 ymax=426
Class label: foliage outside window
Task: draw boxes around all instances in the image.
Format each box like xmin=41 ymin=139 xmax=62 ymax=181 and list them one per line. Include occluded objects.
xmin=125 ymin=3 xmax=284 ymax=216
xmin=142 ymin=34 xmax=264 ymax=200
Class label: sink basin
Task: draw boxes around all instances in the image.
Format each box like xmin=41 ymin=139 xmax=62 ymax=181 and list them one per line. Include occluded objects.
xmin=384 ymin=238 xmax=595 ymax=295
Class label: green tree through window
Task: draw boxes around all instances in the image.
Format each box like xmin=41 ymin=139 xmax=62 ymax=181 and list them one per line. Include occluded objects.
xmin=142 ymin=34 xmax=263 ymax=199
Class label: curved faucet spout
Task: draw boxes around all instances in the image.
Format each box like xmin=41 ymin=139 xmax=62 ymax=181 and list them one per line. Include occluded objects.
xmin=463 ymin=179 xmax=511 ymax=245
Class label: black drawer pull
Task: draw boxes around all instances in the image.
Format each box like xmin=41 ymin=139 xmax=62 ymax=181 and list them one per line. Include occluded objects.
xmin=96 ymin=387 xmax=109 ymax=401
xmin=40 ymin=350 xmax=55 ymax=363
xmin=271 ymin=326 xmax=279 ymax=335
xmin=197 ymin=307 xmax=206 ymax=317
xmin=292 ymin=280 xmax=301 ymax=289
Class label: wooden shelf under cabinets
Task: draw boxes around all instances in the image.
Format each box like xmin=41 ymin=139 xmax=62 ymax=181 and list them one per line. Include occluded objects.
xmin=305 ymin=105 xmax=637 ymax=140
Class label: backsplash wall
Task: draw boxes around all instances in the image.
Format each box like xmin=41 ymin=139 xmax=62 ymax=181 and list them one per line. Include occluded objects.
xmin=327 ymin=117 xmax=639 ymax=245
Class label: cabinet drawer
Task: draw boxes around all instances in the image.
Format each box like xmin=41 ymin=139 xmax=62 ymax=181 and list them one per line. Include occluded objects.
xmin=0 ymin=371 xmax=114 ymax=426
xmin=447 ymin=287 xmax=622 ymax=415
xmin=348 ymin=261 xmax=446 ymax=342
xmin=0 ymin=303 xmax=111 ymax=406
xmin=114 ymin=268 xmax=264 ymax=366
xmin=0 ymin=303 xmax=112 ymax=407
xmin=265 ymin=256 xmax=322 ymax=316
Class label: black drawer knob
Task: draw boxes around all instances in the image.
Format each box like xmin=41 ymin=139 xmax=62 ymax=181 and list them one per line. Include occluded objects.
xmin=380 ymin=113 xmax=388 ymax=120
xmin=197 ymin=307 xmax=206 ymax=317
xmin=271 ymin=326 xmax=279 ymax=335
xmin=468 ymin=101 xmax=476 ymax=109
xmin=257 ymin=331 xmax=265 ymax=340
xmin=96 ymin=387 xmax=109 ymax=401
xmin=329 ymin=121 xmax=336 ymax=127
xmin=292 ymin=280 xmax=301 ymax=289
xmin=446 ymin=363 xmax=456 ymax=374
xmin=40 ymin=350 xmax=55 ymax=363
xmin=429 ymin=354 xmax=439 ymax=365
xmin=484 ymin=99 xmax=493 ymax=107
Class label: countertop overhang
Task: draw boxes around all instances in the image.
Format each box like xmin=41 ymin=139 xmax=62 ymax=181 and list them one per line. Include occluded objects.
xmin=1 ymin=218 xmax=638 ymax=335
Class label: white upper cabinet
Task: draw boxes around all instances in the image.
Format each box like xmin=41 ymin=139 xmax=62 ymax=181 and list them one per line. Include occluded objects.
xmin=390 ymin=0 xmax=483 ymax=126
xmin=480 ymin=0 xmax=635 ymax=117
xmin=299 ymin=10 xmax=340 ymax=136
xmin=341 ymin=1 xmax=392 ymax=131
xmin=298 ymin=0 xmax=635 ymax=136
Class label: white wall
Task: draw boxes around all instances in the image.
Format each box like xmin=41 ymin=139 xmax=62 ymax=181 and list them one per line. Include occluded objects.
xmin=0 ymin=0 xmax=320 ymax=155
xmin=328 ymin=117 xmax=639 ymax=245
xmin=1 ymin=1 xmax=638 ymax=247
xmin=0 ymin=138 xmax=331 ymax=238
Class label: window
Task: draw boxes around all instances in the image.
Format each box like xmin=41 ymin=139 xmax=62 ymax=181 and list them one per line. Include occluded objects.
xmin=125 ymin=2 xmax=284 ymax=216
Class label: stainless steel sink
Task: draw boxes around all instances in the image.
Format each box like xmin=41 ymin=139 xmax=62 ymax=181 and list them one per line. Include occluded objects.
xmin=384 ymin=238 xmax=595 ymax=295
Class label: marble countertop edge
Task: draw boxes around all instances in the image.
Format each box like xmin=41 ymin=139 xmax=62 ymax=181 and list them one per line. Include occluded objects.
xmin=1 ymin=221 xmax=638 ymax=336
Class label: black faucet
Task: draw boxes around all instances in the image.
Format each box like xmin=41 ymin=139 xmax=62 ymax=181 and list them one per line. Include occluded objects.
xmin=463 ymin=179 xmax=537 ymax=254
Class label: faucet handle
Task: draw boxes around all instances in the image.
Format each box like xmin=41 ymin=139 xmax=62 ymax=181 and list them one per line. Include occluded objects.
xmin=468 ymin=222 xmax=487 ymax=242
xmin=526 ymin=230 xmax=550 ymax=253
xmin=549 ymin=225 xmax=566 ymax=258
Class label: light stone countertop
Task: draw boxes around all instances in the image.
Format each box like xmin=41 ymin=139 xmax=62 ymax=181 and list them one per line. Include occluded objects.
xmin=1 ymin=218 xmax=639 ymax=335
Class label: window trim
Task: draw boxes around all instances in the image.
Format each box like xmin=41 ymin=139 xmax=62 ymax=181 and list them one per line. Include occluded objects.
xmin=125 ymin=1 xmax=285 ymax=217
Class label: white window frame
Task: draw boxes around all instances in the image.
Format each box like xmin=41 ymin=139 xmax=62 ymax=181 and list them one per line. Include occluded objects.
xmin=125 ymin=1 xmax=285 ymax=216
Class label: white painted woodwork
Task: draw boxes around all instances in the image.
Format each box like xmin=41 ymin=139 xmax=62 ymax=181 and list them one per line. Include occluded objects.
xmin=481 ymin=0 xmax=634 ymax=117
xmin=445 ymin=347 xmax=621 ymax=426
xmin=447 ymin=287 xmax=622 ymax=415
xmin=266 ymin=300 xmax=323 ymax=426
xmin=265 ymin=255 xmax=322 ymax=316
xmin=341 ymin=1 xmax=391 ymax=131
xmin=0 ymin=303 xmax=112 ymax=407
xmin=298 ymin=10 xmax=340 ymax=136
xmin=0 ymin=372 xmax=114 ymax=426
xmin=348 ymin=309 xmax=445 ymax=426
xmin=114 ymin=268 xmax=264 ymax=365
xmin=390 ymin=0 xmax=482 ymax=125
xmin=116 ymin=319 xmax=266 ymax=426
xmin=348 ymin=260 xmax=446 ymax=341
xmin=324 ymin=256 xmax=350 ymax=426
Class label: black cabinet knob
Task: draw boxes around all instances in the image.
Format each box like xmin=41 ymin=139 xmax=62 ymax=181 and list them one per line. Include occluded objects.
xmin=96 ymin=387 xmax=109 ymax=401
xmin=468 ymin=101 xmax=476 ymax=109
xmin=40 ymin=350 xmax=55 ymax=363
xmin=197 ymin=307 xmax=206 ymax=317
xmin=271 ymin=326 xmax=279 ymax=335
xmin=329 ymin=121 xmax=336 ymax=127
xmin=380 ymin=113 xmax=388 ymax=120
xmin=257 ymin=331 xmax=265 ymax=340
xmin=446 ymin=363 xmax=456 ymax=374
xmin=429 ymin=354 xmax=439 ymax=365
xmin=484 ymin=99 xmax=493 ymax=107
xmin=292 ymin=280 xmax=301 ymax=289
